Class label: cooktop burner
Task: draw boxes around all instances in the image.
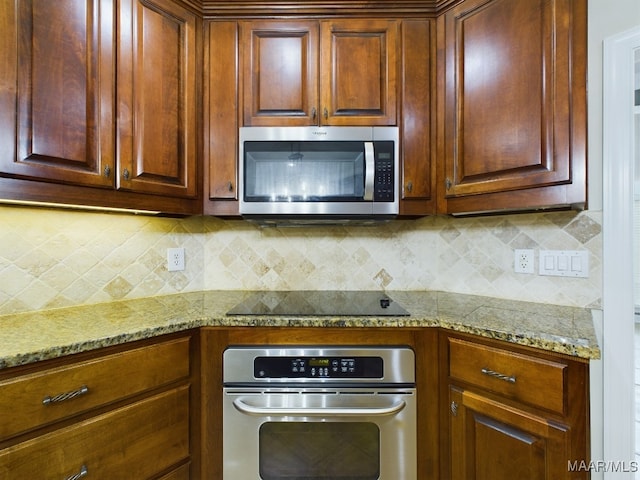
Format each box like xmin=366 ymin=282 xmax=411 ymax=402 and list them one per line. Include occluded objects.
xmin=226 ymin=291 xmax=410 ymax=317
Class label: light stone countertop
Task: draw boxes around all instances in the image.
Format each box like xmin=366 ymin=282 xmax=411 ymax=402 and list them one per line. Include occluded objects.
xmin=0 ymin=290 xmax=600 ymax=370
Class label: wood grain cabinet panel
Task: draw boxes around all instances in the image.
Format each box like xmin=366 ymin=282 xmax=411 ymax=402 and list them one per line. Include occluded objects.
xmin=117 ymin=0 xmax=199 ymax=199
xmin=438 ymin=0 xmax=587 ymax=214
xmin=0 ymin=337 xmax=190 ymax=441
xmin=449 ymin=337 xmax=567 ymax=414
xmin=0 ymin=333 xmax=196 ymax=479
xmin=399 ymin=19 xmax=436 ymax=216
xmin=240 ymin=19 xmax=398 ymax=127
xmin=441 ymin=332 xmax=589 ymax=480
xmin=449 ymin=387 xmax=571 ymax=480
xmin=0 ymin=386 xmax=190 ymax=479
xmin=204 ymin=20 xmax=240 ymax=212
xmin=0 ymin=0 xmax=115 ymax=188
xmin=320 ymin=19 xmax=398 ymax=126
xmin=0 ymin=0 xmax=201 ymax=214
xmin=242 ymin=21 xmax=319 ymax=126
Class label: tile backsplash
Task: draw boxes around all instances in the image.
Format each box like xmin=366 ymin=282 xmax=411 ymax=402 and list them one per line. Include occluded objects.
xmin=0 ymin=205 xmax=602 ymax=315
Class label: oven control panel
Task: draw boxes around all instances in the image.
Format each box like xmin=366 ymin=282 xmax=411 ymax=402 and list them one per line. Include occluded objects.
xmin=254 ymin=356 xmax=383 ymax=379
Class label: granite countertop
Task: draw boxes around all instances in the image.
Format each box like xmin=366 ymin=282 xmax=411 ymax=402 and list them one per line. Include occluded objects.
xmin=0 ymin=290 xmax=601 ymax=370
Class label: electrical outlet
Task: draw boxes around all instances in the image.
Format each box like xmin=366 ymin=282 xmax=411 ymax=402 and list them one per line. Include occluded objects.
xmin=167 ymin=247 xmax=185 ymax=272
xmin=514 ymin=249 xmax=535 ymax=274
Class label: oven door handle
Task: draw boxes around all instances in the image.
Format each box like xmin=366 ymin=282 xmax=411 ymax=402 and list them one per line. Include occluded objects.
xmin=232 ymin=397 xmax=406 ymax=417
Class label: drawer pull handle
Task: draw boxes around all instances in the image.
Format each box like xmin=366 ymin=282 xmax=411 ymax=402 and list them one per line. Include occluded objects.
xmin=481 ymin=368 xmax=516 ymax=384
xmin=42 ymin=385 xmax=89 ymax=405
xmin=65 ymin=464 xmax=88 ymax=480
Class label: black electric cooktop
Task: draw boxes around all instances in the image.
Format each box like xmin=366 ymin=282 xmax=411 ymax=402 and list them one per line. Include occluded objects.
xmin=226 ymin=291 xmax=410 ymax=317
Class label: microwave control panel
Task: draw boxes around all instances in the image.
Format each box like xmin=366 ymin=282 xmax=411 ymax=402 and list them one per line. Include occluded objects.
xmin=374 ymin=141 xmax=395 ymax=202
xmin=254 ymin=356 xmax=383 ymax=379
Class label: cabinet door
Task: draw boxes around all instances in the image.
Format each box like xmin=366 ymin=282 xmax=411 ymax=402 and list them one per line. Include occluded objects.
xmin=117 ymin=0 xmax=199 ymax=198
xmin=399 ymin=19 xmax=435 ymax=216
xmin=320 ymin=19 xmax=398 ymax=126
xmin=449 ymin=387 xmax=572 ymax=480
xmin=0 ymin=386 xmax=189 ymax=479
xmin=0 ymin=0 xmax=115 ymax=188
xmin=204 ymin=21 xmax=240 ymax=214
xmin=439 ymin=0 xmax=587 ymax=213
xmin=241 ymin=21 xmax=319 ymax=126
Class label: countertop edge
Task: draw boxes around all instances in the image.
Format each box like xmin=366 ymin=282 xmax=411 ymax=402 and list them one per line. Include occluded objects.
xmin=0 ymin=291 xmax=602 ymax=370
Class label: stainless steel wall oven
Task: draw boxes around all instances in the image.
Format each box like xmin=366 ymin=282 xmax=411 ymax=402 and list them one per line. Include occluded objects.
xmin=222 ymin=346 xmax=417 ymax=480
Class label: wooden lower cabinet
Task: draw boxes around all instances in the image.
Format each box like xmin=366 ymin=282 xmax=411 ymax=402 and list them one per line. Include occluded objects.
xmin=449 ymin=386 xmax=571 ymax=480
xmin=0 ymin=332 xmax=196 ymax=479
xmin=0 ymin=326 xmax=590 ymax=479
xmin=441 ymin=332 xmax=590 ymax=480
xmin=0 ymin=386 xmax=190 ymax=479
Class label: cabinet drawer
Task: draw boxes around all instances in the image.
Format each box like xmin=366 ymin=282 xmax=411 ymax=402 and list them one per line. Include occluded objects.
xmin=0 ymin=336 xmax=190 ymax=439
xmin=448 ymin=338 xmax=567 ymax=414
xmin=0 ymin=385 xmax=190 ymax=479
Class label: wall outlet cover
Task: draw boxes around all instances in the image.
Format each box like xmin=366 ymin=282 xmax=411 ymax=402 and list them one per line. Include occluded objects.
xmin=167 ymin=247 xmax=185 ymax=272
xmin=514 ymin=249 xmax=535 ymax=274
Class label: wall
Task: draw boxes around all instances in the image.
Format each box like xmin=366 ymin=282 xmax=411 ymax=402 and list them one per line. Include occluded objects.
xmin=0 ymin=204 xmax=601 ymax=315
xmin=1 ymin=0 xmax=617 ymax=317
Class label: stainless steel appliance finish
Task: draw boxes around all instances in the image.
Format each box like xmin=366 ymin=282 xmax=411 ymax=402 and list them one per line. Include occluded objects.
xmin=223 ymin=346 xmax=417 ymax=480
xmin=239 ymin=126 xmax=399 ymax=223
xmin=226 ymin=290 xmax=410 ymax=317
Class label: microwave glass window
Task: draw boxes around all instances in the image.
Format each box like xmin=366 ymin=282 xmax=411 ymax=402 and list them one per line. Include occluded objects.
xmin=259 ymin=422 xmax=380 ymax=480
xmin=244 ymin=141 xmax=365 ymax=202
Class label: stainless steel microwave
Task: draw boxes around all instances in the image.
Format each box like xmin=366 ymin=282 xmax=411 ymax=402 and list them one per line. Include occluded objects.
xmin=239 ymin=126 xmax=399 ymax=225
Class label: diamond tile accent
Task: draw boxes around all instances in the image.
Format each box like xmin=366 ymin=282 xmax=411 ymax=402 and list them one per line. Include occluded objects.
xmin=0 ymin=205 xmax=602 ymax=315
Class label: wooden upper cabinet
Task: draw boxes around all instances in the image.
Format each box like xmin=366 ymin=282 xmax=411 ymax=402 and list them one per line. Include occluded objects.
xmin=204 ymin=21 xmax=240 ymax=212
xmin=241 ymin=19 xmax=398 ymax=126
xmin=399 ymin=19 xmax=435 ymax=216
xmin=320 ymin=19 xmax=398 ymax=126
xmin=439 ymin=0 xmax=587 ymax=214
xmin=0 ymin=0 xmax=115 ymax=188
xmin=117 ymin=0 xmax=199 ymax=199
xmin=242 ymin=21 xmax=319 ymax=126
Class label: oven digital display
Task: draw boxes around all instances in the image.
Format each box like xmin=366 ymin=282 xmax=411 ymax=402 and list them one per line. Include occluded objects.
xmin=309 ymin=358 xmax=330 ymax=367
xmin=254 ymin=356 xmax=383 ymax=379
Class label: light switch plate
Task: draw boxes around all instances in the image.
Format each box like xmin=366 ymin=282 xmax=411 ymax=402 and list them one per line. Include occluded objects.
xmin=539 ymin=250 xmax=589 ymax=277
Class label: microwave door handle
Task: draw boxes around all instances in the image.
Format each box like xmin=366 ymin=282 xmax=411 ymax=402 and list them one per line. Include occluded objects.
xmin=363 ymin=142 xmax=375 ymax=201
xmin=232 ymin=397 xmax=406 ymax=417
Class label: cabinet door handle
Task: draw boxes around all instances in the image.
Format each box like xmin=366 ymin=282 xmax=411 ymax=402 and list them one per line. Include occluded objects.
xmin=406 ymin=181 xmax=413 ymax=193
xmin=103 ymin=165 xmax=111 ymax=178
xmin=122 ymin=168 xmax=130 ymax=180
xmin=64 ymin=464 xmax=88 ymax=480
xmin=227 ymin=181 xmax=233 ymax=192
xmin=323 ymin=107 xmax=328 ymax=119
xmin=481 ymin=368 xmax=516 ymax=384
xmin=445 ymin=178 xmax=452 ymax=190
xmin=450 ymin=401 xmax=458 ymax=416
xmin=311 ymin=107 xmax=317 ymax=120
xmin=42 ymin=385 xmax=89 ymax=405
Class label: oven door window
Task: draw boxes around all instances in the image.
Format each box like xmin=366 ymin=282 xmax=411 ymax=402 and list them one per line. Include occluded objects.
xmin=244 ymin=141 xmax=365 ymax=202
xmin=259 ymin=422 xmax=379 ymax=480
